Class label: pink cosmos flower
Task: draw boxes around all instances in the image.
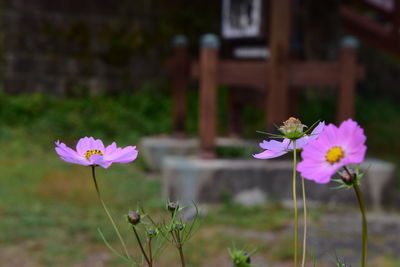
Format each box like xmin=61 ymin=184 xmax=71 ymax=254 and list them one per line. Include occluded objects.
xmin=297 ymin=119 xmax=367 ymax=184
xmin=253 ymin=121 xmax=325 ymax=159
xmin=55 ymin=137 xmax=138 ymax=169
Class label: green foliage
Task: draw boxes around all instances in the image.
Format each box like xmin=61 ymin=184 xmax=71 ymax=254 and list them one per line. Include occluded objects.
xmin=299 ymin=90 xmax=400 ymax=159
xmin=0 ymin=85 xmax=172 ymax=146
xmin=207 ymin=203 xmax=293 ymax=231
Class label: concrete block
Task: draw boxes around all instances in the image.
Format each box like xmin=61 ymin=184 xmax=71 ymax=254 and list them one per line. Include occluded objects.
xmin=162 ymin=157 xmax=396 ymax=209
xmin=140 ymin=137 xmax=199 ymax=171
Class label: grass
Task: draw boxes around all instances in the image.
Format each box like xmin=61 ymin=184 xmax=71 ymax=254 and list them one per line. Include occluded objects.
xmin=0 ymin=140 xmax=289 ymax=266
xmin=0 ymin=86 xmax=399 ymax=266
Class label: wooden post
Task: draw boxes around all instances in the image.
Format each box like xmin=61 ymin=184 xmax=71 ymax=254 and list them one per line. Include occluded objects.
xmin=228 ymin=88 xmax=244 ymax=137
xmin=392 ymin=2 xmax=400 ymax=43
xmin=171 ymin=35 xmax=189 ymax=137
xmin=266 ymin=0 xmax=291 ymax=129
xmin=337 ymin=36 xmax=359 ymax=123
xmin=199 ymin=34 xmax=220 ymax=158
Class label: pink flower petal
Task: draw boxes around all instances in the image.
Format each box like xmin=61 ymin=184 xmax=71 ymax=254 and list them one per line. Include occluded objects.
xmin=55 ymin=141 xmax=77 ymax=157
xmin=91 ymin=154 xmax=112 ymax=168
xmin=259 ymin=139 xmax=287 ymax=151
xmin=297 ymin=160 xmax=337 ymax=184
xmin=342 ymin=145 xmax=367 ymax=165
xmin=76 ymin=137 xmax=91 ymax=155
xmin=104 ymin=146 xmax=138 ymax=163
xmin=83 ymin=137 xmax=104 ymax=152
xmin=105 ymin=142 xmax=118 ymax=154
xmin=92 ymin=138 xmax=105 ymax=152
xmin=59 ymin=156 xmax=91 ymax=166
xmin=316 ymin=124 xmax=339 ymax=147
xmin=311 ymin=121 xmax=325 ymax=136
xmin=55 ymin=141 xmax=89 ymax=165
xmin=339 ymin=119 xmax=367 ymax=150
xmin=253 ymin=150 xmax=287 ymax=159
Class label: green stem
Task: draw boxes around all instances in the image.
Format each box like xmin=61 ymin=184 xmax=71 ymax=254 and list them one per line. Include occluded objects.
xmin=132 ymin=226 xmax=151 ymax=267
xmin=175 ymin=231 xmax=186 ymax=267
xmin=292 ymin=141 xmax=298 ymax=267
xmin=91 ymin=166 xmax=132 ymax=261
xmin=353 ymin=183 xmax=368 ymax=267
xmin=301 ymin=177 xmax=307 ymax=267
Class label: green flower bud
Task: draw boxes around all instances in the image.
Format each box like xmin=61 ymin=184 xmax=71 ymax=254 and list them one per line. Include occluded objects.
xmin=127 ymin=211 xmax=141 ymax=225
xmin=279 ymin=117 xmax=306 ymax=140
xmin=230 ymin=249 xmax=253 ymax=267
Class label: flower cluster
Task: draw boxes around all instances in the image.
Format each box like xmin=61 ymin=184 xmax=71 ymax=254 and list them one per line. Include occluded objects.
xmin=254 ymin=118 xmax=367 ymax=184
xmin=254 ymin=117 xmax=369 ymax=267
xmin=54 ymin=118 xmax=369 ymax=267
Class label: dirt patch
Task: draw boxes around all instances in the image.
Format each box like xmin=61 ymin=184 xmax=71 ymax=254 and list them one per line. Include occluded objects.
xmin=0 ymin=241 xmax=41 ymax=267
xmin=37 ymin=168 xmax=96 ymax=204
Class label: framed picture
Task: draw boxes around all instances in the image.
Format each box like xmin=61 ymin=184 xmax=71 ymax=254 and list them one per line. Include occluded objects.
xmin=221 ymin=0 xmax=264 ymax=39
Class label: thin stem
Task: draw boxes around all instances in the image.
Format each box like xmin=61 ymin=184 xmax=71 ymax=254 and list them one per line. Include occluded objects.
xmin=301 ymin=177 xmax=307 ymax=267
xmin=292 ymin=141 xmax=298 ymax=267
xmin=353 ymin=183 xmax=368 ymax=267
xmin=148 ymin=237 xmax=153 ymax=267
xmin=91 ymin=166 xmax=131 ymax=261
xmin=170 ymin=228 xmax=178 ymax=244
xmin=132 ymin=226 xmax=151 ymax=267
xmin=175 ymin=231 xmax=186 ymax=267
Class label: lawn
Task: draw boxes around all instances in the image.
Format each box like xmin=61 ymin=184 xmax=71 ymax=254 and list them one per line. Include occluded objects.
xmin=0 ymin=140 xmax=293 ymax=266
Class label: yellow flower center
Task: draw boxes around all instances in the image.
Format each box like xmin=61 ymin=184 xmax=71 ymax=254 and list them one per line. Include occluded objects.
xmin=84 ymin=149 xmax=104 ymax=160
xmin=325 ymin=146 xmax=344 ymax=164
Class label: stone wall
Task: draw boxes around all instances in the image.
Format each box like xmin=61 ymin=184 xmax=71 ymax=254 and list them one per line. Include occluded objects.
xmin=1 ymin=0 xmax=219 ymax=95
xmin=2 ymin=0 xmax=169 ymax=95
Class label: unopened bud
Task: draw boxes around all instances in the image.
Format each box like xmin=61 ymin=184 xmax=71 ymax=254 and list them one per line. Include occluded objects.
xmin=167 ymin=201 xmax=179 ymax=212
xmin=339 ymin=169 xmax=355 ymax=185
xmin=146 ymin=228 xmax=158 ymax=238
xmin=127 ymin=211 xmax=141 ymax=225
xmin=231 ymin=250 xmax=252 ymax=266
xmin=243 ymin=252 xmax=251 ymax=263
xmin=175 ymin=223 xmax=184 ymax=231
xmin=279 ymin=117 xmax=306 ymax=139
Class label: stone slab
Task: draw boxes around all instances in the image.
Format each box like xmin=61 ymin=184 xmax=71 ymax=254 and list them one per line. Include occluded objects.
xmin=162 ymin=157 xmax=396 ymax=209
xmin=140 ymin=136 xmax=257 ymax=171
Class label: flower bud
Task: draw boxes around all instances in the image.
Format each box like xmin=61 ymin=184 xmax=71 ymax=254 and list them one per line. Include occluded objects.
xmin=231 ymin=250 xmax=252 ymax=266
xmin=146 ymin=228 xmax=158 ymax=238
xmin=127 ymin=211 xmax=141 ymax=225
xmin=167 ymin=201 xmax=179 ymax=212
xmin=243 ymin=252 xmax=251 ymax=264
xmin=279 ymin=117 xmax=306 ymax=140
xmin=339 ymin=169 xmax=355 ymax=185
xmin=175 ymin=223 xmax=184 ymax=231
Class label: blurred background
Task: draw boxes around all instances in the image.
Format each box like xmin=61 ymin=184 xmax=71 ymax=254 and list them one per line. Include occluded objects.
xmin=0 ymin=0 xmax=400 ymax=266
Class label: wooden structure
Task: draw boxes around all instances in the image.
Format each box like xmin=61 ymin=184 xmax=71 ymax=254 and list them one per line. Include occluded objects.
xmin=167 ymin=0 xmax=366 ymax=158
xmin=169 ymin=35 xmax=190 ymax=138
xmin=341 ymin=0 xmax=400 ymax=57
